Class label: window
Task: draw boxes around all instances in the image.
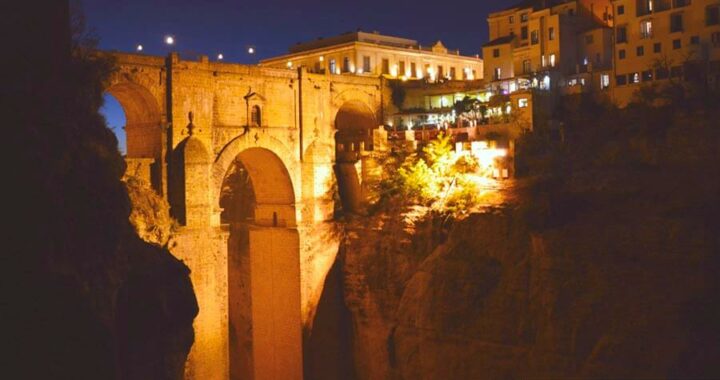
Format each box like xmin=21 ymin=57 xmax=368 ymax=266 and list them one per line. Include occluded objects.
xmin=521 ymin=26 xmax=529 ymax=40
xmin=673 ymin=38 xmax=682 ymax=49
xmin=550 ymin=54 xmax=556 ymax=67
xmin=363 ymin=56 xmax=371 ymax=73
xmin=509 ymin=15 xmax=515 ymax=23
xmin=494 ymin=67 xmax=502 ymax=80
xmin=618 ymin=5 xmax=625 ymax=14
xmin=438 ymin=65 xmax=444 ymax=78
xmin=450 ymin=67 xmax=456 ymax=79
xmin=617 ymin=26 xmax=628 ymax=43
xmin=329 ymin=59 xmax=337 ymax=74
xmin=382 ymin=58 xmax=389 ymax=74
xmin=656 ymin=67 xmax=669 ymax=79
xmin=642 ymin=70 xmax=653 ymax=81
xmin=523 ymin=59 xmax=531 ymax=74
xmin=619 ymin=49 xmax=626 ymax=59
xmin=637 ymin=46 xmax=645 ymax=56
xmin=673 ymin=0 xmax=689 ymax=7
xmin=493 ymin=48 xmax=500 ymax=58
xmin=640 ymin=20 xmax=653 ymax=38
xmin=521 ymin=13 xmax=529 ymax=22
xmin=549 ymin=27 xmax=555 ymax=40
xmin=654 ymin=42 xmax=662 ymax=53
xmin=601 ymin=73 xmax=611 ymax=89
xmin=713 ymin=32 xmax=720 ymax=47
xmin=342 ymin=57 xmax=350 ymax=73
xmin=399 ymin=60 xmax=406 ymax=75
xmin=690 ymin=36 xmax=700 ymax=45
xmin=518 ymin=98 xmax=529 ymax=108
xmin=411 ymin=62 xmax=417 ymax=77
xmin=616 ymin=74 xmax=628 ymax=85
xmin=586 ymin=34 xmax=594 ymax=44
xmin=251 ymin=105 xmax=261 ymax=126
xmin=708 ymin=6 xmax=720 ymax=26
xmin=670 ymin=13 xmax=683 ymax=32
xmin=541 ymin=55 xmax=546 ymax=67
xmin=631 ymin=72 xmax=641 ymax=83
xmin=531 ymin=30 xmax=539 ymax=44
xmin=670 ymin=65 xmax=683 ymax=78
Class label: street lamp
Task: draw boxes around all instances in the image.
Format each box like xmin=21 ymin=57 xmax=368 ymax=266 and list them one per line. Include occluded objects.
xmin=136 ymin=44 xmax=143 ymax=52
xmin=165 ymin=35 xmax=175 ymax=45
xmin=247 ymin=46 xmax=255 ymax=54
xmin=217 ymin=53 xmax=224 ymax=60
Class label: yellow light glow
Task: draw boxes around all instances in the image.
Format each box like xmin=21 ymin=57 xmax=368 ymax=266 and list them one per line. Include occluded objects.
xmin=319 ymin=56 xmax=324 ymax=62
xmin=390 ymin=64 xmax=398 ymax=77
xmin=357 ymin=68 xmax=364 ymax=74
xmin=287 ymin=61 xmax=293 ymax=68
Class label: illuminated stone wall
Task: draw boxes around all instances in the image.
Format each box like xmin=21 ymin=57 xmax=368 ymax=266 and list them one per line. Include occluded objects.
xmin=107 ymin=51 xmax=384 ymax=380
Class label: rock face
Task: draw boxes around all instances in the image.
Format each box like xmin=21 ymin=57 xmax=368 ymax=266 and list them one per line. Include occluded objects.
xmin=5 ymin=3 xmax=198 ymax=378
xmin=342 ymin=196 xmax=720 ymax=379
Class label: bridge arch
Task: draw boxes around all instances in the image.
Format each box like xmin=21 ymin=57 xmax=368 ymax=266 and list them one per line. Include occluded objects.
xmin=333 ymin=100 xmax=376 ymax=214
xmin=105 ymin=80 xmax=163 ymax=159
xmin=220 ymin=146 xmax=303 ymax=380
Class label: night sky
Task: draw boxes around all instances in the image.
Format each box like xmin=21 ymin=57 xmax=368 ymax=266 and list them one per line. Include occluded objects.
xmin=86 ymin=0 xmax=510 ymax=153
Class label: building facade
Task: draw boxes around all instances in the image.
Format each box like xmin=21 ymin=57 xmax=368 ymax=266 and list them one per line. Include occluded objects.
xmin=482 ymin=0 xmax=614 ymax=94
xmin=610 ymin=0 xmax=720 ymax=104
xmin=260 ymin=31 xmax=484 ymax=82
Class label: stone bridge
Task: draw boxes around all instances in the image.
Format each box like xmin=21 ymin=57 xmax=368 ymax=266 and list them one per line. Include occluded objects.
xmin=105 ymin=51 xmax=388 ymax=380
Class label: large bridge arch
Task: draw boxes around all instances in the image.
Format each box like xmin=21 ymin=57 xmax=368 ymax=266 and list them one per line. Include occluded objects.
xmin=220 ymin=146 xmax=303 ymax=380
xmin=105 ymin=66 xmax=165 ymax=160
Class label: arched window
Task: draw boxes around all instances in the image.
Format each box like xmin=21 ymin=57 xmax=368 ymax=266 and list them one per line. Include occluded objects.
xmin=251 ymin=105 xmax=261 ymax=127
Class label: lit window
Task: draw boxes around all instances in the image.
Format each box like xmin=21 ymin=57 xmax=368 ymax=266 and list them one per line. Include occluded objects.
xmin=631 ymin=72 xmax=640 ymax=83
xmin=518 ymin=98 xmax=529 ymax=108
xmin=521 ymin=13 xmax=529 ymax=22
xmin=601 ymin=73 xmax=610 ymax=89
xmin=541 ymin=55 xmax=546 ymax=67
xmin=550 ymin=54 xmax=556 ymax=67
xmin=640 ymin=20 xmax=653 ymax=38
xmin=329 ymin=59 xmax=337 ymax=74
xmin=494 ymin=67 xmax=502 ymax=80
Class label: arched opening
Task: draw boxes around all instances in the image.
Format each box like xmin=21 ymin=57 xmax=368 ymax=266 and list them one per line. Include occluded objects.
xmin=105 ymin=82 xmax=162 ymax=159
xmin=221 ymin=148 xmax=302 ymax=380
xmin=101 ymin=93 xmax=127 ymax=154
xmin=334 ymin=100 xmax=376 ymax=214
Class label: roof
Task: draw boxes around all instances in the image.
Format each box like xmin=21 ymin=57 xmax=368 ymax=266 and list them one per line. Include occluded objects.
xmin=289 ymin=31 xmax=418 ymax=54
xmin=483 ymin=35 xmax=515 ymax=47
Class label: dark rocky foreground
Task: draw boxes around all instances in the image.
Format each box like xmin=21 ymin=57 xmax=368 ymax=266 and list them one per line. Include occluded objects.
xmin=4 ymin=2 xmax=198 ymax=379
